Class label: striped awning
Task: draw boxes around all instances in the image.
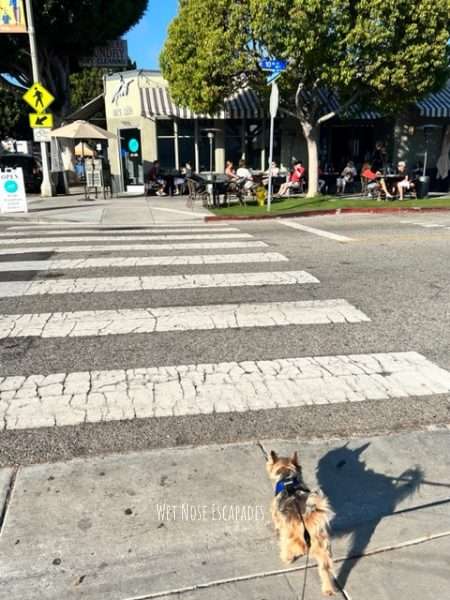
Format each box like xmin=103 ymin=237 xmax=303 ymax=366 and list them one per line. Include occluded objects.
xmin=139 ymin=83 xmax=450 ymax=121
xmin=140 ymin=86 xmax=264 ymax=119
xmin=417 ymin=85 xmax=450 ymax=118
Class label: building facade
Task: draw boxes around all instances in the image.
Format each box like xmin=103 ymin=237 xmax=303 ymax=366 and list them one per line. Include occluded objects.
xmin=104 ymin=70 xmax=450 ymax=193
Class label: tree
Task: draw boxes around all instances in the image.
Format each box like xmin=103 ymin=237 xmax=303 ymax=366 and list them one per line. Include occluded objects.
xmin=0 ymin=87 xmax=28 ymax=139
xmin=161 ymin=0 xmax=450 ymax=196
xmin=0 ymin=0 xmax=148 ymax=116
xmin=70 ymin=68 xmax=104 ymax=111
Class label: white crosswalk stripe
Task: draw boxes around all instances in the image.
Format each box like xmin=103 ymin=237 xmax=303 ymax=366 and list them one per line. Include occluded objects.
xmin=0 ymin=299 xmax=369 ymax=339
xmin=0 ymin=252 xmax=289 ymax=272
xmin=0 ymin=227 xmax=241 ymax=237
xmin=8 ymin=223 xmax=231 ymax=230
xmin=1 ymin=220 xmax=449 ymax=435
xmin=0 ymin=241 xmax=268 ymax=255
xmin=0 ymin=233 xmax=253 ymax=245
xmin=400 ymin=220 xmax=450 ymax=229
xmin=1 ymin=352 xmax=449 ymax=430
xmin=0 ymin=271 xmax=319 ymax=297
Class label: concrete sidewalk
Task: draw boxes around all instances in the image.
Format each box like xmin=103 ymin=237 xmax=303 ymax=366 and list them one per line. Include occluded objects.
xmin=0 ymin=194 xmax=211 ymax=225
xmin=1 ymin=429 xmax=450 ymax=599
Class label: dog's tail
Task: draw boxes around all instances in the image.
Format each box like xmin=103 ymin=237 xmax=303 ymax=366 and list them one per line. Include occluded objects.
xmin=302 ymin=489 xmax=334 ymax=535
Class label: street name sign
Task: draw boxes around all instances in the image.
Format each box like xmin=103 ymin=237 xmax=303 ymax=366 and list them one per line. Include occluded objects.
xmin=259 ymin=59 xmax=287 ymax=72
xmin=23 ymin=83 xmax=55 ymax=113
xmin=0 ymin=168 xmax=28 ymax=214
xmin=33 ymin=128 xmax=52 ymax=142
xmin=29 ymin=112 xmax=54 ymax=128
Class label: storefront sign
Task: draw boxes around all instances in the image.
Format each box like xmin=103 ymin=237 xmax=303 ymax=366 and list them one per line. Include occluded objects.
xmin=80 ymin=40 xmax=129 ymax=68
xmin=0 ymin=0 xmax=27 ymax=33
xmin=0 ymin=168 xmax=27 ymax=213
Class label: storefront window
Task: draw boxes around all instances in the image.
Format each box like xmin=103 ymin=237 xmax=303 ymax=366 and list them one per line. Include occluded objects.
xmin=225 ymin=120 xmax=242 ymax=168
xmin=157 ymin=119 xmax=176 ymax=169
xmin=157 ymin=138 xmax=176 ymax=170
xmin=157 ymin=120 xmax=174 ymax=137
xmin=179 ymin=138 xmax=195 ymax=168
xmin=246 ymin=120 xmax=263 ymax=170
xmin=178 ymin=120 xmax=195 ymax=168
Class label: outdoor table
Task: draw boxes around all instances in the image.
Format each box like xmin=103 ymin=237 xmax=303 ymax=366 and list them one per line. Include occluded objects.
xmin=200 ymin=172 xmax=229 ymax=206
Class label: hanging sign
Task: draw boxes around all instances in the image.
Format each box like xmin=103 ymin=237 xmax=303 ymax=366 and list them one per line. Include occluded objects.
xmin=0 ymin=0 xmax=27 ymax=33
xmin=0 ymin=168 xmax=28 ymax=213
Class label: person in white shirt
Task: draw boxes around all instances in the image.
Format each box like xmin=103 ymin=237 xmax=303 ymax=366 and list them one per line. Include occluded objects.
xmin=236 ymin=159 xmax=254 ymax=192
xmin=263 ymin=161 xmax=280 ymax=187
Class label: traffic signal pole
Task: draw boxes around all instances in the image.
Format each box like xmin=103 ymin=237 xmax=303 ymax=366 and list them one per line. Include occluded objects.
xmin=24 ymin=0 xmax=53 ymax=197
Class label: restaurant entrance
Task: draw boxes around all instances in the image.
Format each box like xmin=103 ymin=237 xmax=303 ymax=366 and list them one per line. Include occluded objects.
xmin=119 ymin=128 xmax=144 ymax=193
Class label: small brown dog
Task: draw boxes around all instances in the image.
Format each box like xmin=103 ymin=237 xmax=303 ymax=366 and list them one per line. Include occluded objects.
xmin=266 ymin=450 xmax=336 ymax=596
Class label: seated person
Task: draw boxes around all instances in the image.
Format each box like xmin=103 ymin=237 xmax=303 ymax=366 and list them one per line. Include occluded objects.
xmin=225 ymin=160 xmax=238 ymax=180
xmin=263 ymin=161 xmax=280 ymax=186
xmin=361 ymin=163 xmax=393 ymax=199
xmin=147 ymin=160 xmax=166 ymax=196
xmin=236 ymin=159 xmax=254 ymax=194
xmin=336 ymin=161 xmax=357 ymax=194
xmin=397 ymin=161 xmax=414 ymax=200
xmin=278 ymin=161 xmax=305 ymax=196
xmin=318 ymin=165 xmax=326 ymax=194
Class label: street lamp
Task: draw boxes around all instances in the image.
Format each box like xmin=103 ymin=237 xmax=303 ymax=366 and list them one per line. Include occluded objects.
xmin=201 ymin=129 xmax=221 ymax=173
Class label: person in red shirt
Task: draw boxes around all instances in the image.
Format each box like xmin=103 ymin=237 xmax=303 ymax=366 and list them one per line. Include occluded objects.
xmin=361 ymin=163 xmax=393 ymax=199
xmin=278 ymin=161 xmax=305 ymax=196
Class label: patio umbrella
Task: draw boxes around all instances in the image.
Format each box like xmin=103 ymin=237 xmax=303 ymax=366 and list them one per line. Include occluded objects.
xmin=50 ymin=120 xmax=116 ymax=141
xmin=50 ymin=120 xmax=116 ymax=199
xmin=74 ymin=142 xmax=94 ymax=157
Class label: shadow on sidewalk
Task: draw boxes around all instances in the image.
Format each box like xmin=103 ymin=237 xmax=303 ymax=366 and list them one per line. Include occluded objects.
xmin=316 ymin=443 xmax=424 ymax=588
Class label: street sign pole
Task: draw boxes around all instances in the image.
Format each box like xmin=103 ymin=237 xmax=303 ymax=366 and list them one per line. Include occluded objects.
xmin=267 ymin=81 xmax=279 ymax=212
xmin=24 ymin=0 xmax=52 ymax=197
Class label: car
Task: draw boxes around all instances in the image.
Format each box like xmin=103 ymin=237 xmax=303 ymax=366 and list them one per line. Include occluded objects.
xmin=0 ymin=153 xmax=43 ymax=193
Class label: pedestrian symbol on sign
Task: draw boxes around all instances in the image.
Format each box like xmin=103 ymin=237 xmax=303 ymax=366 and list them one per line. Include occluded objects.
xmin=32 ymin=86 xmax=44 ymax=110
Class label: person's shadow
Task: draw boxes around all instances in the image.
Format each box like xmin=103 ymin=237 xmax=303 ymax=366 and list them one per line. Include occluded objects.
xmin=316 ymin=443 xmax=424 ymax=589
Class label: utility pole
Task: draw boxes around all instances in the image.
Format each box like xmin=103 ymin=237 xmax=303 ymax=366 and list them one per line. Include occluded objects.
xmin=267 ymin=81 xmax=279 ymax=212
xmin=24 ymin=0 xmax=53 ymax=197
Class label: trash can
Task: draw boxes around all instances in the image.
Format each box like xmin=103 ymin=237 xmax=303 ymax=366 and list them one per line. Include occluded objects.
xmin=415 ymin=175 xmax=430 ymax=199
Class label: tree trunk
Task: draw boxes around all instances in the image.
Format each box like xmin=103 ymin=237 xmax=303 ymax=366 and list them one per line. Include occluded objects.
xmin=301 ymin=120 xmax=320 ymax=197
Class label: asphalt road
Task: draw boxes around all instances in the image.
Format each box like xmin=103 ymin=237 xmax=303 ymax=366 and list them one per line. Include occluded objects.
xmin=0 ymin=212 xmax=449 ymax=465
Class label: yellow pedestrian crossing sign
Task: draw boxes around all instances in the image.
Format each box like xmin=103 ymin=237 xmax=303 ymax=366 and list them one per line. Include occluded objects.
xmin=29 ymin=113 xmax=54 ymax=128
xmin=23 ymin=83 xmax=55 ymax=113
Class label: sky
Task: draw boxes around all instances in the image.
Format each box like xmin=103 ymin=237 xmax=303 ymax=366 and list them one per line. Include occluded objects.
xmin=125 ymin=1 xmax=179 ymax=70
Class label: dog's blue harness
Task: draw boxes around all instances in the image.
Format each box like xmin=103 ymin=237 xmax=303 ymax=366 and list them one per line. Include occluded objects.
xmin=274 ymin=475 xmax=307 ymax=496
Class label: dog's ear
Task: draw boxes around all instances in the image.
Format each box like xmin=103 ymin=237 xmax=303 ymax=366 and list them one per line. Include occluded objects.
xmin=269 ymin=450 xmax=278 ymax=463
xmin=291 ymin=451 xmax=299 ymax=467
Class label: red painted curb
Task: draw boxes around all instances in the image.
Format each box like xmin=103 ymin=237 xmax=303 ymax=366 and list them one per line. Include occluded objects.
xmin=205 ymin=205 xmax=450 ymax=222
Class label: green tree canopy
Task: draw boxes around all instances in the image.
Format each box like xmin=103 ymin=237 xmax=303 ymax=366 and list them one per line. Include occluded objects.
xmin=161 ymin=0 xmax=450 ymax=196
xmin=0 ymin=0 xmax=148 ymax=115
xmin=0 ymin=87 xmax=27 ymax=139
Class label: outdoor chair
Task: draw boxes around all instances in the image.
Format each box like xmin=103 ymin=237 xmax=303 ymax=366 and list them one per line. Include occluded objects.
xmin=289 ymin=179 xmax=306 ymax=195
xmin=186 ymin=177 xmax=210 ymax=208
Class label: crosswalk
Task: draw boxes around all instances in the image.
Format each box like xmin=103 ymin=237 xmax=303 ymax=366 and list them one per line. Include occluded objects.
xmin=400 ymin=219 xmax=450 ymax=230
xmin=1 ymin=220 xmax=450 ymax=432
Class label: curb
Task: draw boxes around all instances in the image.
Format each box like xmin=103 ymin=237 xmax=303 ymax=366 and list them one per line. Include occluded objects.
xmin=205 ymin=206 xmax=450 ymax=222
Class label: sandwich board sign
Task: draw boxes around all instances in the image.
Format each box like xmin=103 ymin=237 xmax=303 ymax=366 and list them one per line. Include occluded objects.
xmin=0 ymin=168 xmax=28 ymax=213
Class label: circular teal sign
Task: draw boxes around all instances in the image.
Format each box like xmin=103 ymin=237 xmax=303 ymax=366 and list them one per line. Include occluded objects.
xmin=128 ymin=138 xmax=139 ymax=153
xmin=4 ymin=180 xmax=18 ymax=193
